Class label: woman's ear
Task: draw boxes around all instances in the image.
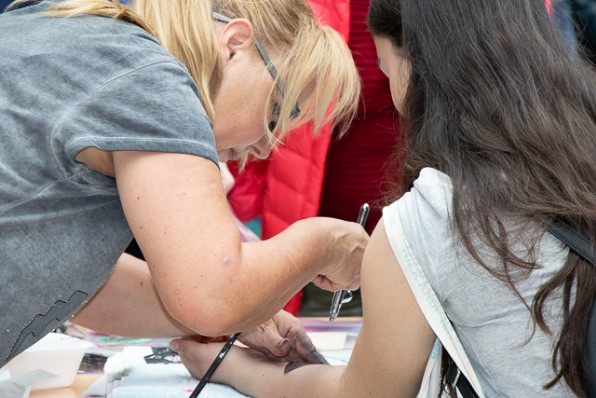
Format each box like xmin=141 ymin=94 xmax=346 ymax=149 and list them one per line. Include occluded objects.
xmin=219 ymin=19 xmax=254 ymax=61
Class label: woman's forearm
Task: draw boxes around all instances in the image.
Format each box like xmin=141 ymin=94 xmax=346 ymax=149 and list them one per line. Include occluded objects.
xmin=71 ymin=253 xmax=194 ymax=337
xmin=113 ymin=152 xmax=367 ymax=337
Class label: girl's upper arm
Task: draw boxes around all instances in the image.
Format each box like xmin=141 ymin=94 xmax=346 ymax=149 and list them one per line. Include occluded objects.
xmin=340 ymin=217 xmax=436 ymax=398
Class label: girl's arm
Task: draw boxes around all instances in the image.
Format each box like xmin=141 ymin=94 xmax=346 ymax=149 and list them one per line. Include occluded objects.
xmin=173 ymin=218 xmax=436 ymax=398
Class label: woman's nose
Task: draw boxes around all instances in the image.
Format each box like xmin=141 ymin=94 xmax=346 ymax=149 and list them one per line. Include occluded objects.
xmin=250 ymin=136 xmax=272 ymax=159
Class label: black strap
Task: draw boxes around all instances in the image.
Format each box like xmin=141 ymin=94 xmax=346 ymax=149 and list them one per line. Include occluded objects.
xmin=548 ymin=219 xmax=596 ymax=398
xmin=548 ymin=219 xmax=595 ymax=264
xmin=448 ymin=219 xmax=595 ymax=398
xmin=446 ymin=361 xmax=480 ymax=398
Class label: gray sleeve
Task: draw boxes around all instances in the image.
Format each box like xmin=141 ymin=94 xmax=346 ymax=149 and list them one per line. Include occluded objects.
xmin=52 ymin=61 xmax=219 ymax=170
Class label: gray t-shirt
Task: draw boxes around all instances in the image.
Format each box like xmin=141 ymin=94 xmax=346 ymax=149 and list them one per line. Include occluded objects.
xmin=0 ymin=0 xmax=218 ymax=365
xmin=388 ymin=168 xmax=574 ymax=396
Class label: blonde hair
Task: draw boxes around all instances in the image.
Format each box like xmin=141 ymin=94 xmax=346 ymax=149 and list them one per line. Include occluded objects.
xmin=37 ymin=0 xmax=360 ymax=145
xmin=213 ymin=0 xmax=360 ymax=141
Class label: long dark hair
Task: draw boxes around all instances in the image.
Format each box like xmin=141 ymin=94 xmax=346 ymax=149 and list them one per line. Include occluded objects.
xmin=368 ymin=0 xmax=596 ymax=396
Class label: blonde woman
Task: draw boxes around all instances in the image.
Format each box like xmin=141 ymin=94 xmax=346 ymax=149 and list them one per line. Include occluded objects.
xmin=0 ymin=0 xmax=366 ymax=367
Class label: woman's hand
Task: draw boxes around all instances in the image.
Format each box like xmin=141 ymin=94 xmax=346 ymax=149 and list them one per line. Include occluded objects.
xmin=170 ymin=311 xmax=327 ymax=393
xmin=237 ymin=310 xmax=328 ymax=364
xmin=170 ymin=335 xmax=341 ymax=398
xmin=297 ymin=217 xmax=368 ymax=292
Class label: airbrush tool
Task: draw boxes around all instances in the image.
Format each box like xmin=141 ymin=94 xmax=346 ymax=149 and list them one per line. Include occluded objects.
xmin=329 ymin=203 xmax=369 ymax=322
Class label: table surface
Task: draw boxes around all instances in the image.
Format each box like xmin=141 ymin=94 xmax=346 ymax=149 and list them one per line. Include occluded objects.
xmin=28 ymin=317 xmax=362 ymax=397
xmin=30 ymin=374 xmax=101 ymax=398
